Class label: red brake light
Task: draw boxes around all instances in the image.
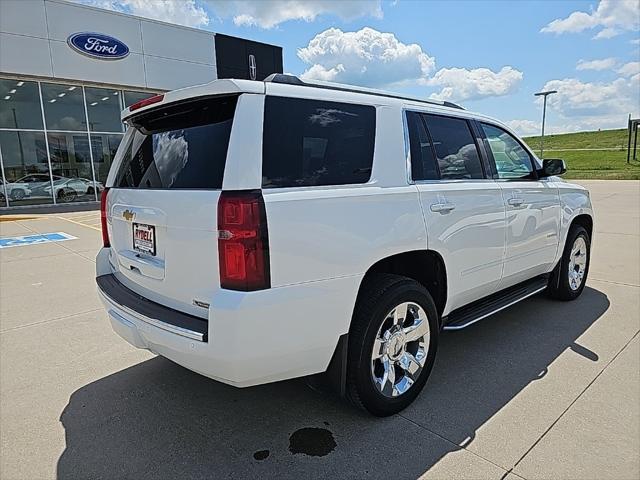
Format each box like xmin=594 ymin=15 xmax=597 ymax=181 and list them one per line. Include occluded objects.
xmin=129 ymin=94 xmax=164 ymax=112
xmin=218 ymin=191 xmax=270 ymax=291
xmin=100 ymin=187 xmax=110 ymax=248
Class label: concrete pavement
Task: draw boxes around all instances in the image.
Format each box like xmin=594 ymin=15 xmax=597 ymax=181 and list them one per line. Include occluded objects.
xmin=0 ymin=180 xmax=638 ymax=479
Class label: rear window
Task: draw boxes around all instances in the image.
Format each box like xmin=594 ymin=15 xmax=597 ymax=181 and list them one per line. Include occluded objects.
xmin=262 ymin=97 xmax=375 ymax=188
xmin=112 ymin=95 xmax=237 ymax=189
xmin=422 ymin=114 xmax=484 ymax=180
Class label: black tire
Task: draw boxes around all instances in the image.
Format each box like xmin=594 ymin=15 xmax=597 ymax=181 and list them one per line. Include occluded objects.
xmin=346 ymin=274 xmax=439 ymax=416
xmin=548 ymin=225 xmax=590 ymax=301
xmin=10 ymin=189 xmax=25 ymax=201
xmin=57 ymin=188 xmax=76 ymax=203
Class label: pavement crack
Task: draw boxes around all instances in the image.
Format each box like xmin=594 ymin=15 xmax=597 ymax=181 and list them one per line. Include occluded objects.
xmin=396 ymin=413 xmax=512 ymax=475
xmin=510 ymin=329 xmax=640 ymax=475
xmin=589 ymin=278 xmax=639 ymax=288
xmin=0 ymin=308 xmax=103 ymax=334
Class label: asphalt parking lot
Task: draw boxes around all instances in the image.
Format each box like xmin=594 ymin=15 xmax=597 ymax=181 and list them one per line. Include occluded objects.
xmin=1 ymin=180 xmax=638 ymax=480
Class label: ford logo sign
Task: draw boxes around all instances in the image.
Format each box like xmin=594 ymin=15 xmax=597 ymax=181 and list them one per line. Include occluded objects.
xmin=67 ymin=32 xmax=129 ymax=60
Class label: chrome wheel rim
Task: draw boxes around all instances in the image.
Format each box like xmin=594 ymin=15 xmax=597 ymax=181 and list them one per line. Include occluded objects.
xmin=371 ymin=302 xmax=430 ymax=397
xmin=568 ymin=237 xmax=588 ymax=291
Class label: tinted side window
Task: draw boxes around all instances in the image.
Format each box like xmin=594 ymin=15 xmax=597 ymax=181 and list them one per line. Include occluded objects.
xmin=262 ymin=97 xmax=375 ymax=188
xmin=481 ymin=123 xmax=535 ymax=179
xmin=406 ymin=112 xmax=438 ymax=180
xmin=422 ymin=115 xmax=484 ymax=180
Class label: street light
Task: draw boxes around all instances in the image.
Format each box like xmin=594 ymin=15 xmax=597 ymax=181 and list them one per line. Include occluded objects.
xmin=534 ymin=90 xmax=557 ymax=159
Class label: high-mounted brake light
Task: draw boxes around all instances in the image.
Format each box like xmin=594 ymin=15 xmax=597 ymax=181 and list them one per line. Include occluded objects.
xmin=218 ymin=191 xmax=270 ymax=291
xmin=129 ymin=94 xmax=164 ymax=112
xmin=100 ymin=187 xmax=110 ymax=248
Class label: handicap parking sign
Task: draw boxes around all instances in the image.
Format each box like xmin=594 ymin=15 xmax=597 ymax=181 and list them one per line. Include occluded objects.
xmin=0 ymin=232 xmax=77 ymax=249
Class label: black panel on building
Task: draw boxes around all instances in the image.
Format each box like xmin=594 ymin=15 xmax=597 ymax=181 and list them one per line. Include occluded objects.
xmin=215 ymin=34 xmax=283 ymax=81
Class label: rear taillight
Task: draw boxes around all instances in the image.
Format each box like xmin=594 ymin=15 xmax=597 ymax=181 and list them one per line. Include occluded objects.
xmin=218 ymin=191 xmax=270 ymax=291
xmin=100 ymin=187 xmax=110 ymax=248
xmin=129 ymin=94 xmax=164 ymax=112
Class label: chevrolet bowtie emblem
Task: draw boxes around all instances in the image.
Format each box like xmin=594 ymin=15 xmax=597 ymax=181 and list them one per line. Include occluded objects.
xmin=122 ymin=209 xmax=135 ymax=221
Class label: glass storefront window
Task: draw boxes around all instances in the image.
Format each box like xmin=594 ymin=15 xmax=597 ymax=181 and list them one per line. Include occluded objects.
xmin=41 ymin=82 xmax=87 ymax=131
xmin=91 ymin=133 xmax=123 ymax=184
xmin=47 ymin=132 xmax=96 ymax=202
xmin=85 ymin=87 xmax=124 ymax=133
xmin=0 ymin=78 xmax=162 ymax=208
xmin=124 ymin=90 xmax=155 ymax=107
xmin=0 ymin=79 xmax=43 ymax=130
xmin=0 ymin=130 xmax=53 ymax=205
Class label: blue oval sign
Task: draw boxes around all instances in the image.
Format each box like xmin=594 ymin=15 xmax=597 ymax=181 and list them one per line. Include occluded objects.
xmin=67 ymin=32 xmax=129 ymax=60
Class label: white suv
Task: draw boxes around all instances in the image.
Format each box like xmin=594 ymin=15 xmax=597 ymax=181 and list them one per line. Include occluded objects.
xmin=96 ymin=75 xmax=593 ymax=416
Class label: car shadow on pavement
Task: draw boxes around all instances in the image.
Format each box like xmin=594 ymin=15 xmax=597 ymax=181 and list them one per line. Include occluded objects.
xmin=56 ymin=287 xmax=609 ymax=480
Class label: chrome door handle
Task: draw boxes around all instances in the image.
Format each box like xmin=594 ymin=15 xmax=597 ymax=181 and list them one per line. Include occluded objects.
xmin=430 ymin=202 xmax=456 ymax=213
xmin=508 ymin=197 xmax=524 ymax=207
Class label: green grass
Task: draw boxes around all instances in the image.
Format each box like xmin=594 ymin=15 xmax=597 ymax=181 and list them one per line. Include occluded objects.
xmin=523 ymin=128 xmax=629 ymax=150
xmin=521 ymin=128 xmax=639 ymax=180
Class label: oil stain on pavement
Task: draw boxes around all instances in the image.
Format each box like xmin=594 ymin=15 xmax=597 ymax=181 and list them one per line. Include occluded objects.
xmin=253 ymin=450 xmax=270 ymax=461
xmin=288 ymin=427 xmax=336 ymax=457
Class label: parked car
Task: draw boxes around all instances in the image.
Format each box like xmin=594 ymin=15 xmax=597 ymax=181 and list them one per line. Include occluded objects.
xmin=15 ymin=173 xmax=63 ymax=198
xmin=44 ymin=177 xmax=104 ymax=202
xmin=0 ymin=178 xmax=31 ymax=201
xmin=96 ymin=75 xmax=594 ymax=416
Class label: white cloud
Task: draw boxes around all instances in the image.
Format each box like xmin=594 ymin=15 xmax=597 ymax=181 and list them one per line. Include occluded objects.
xmin=506 ymin=120 xmax=542 ymax=137
xmin=576 ymin=57 xmax=617 ymax=71
xmin=618 ymin=61 xmax=640 ymax=77
xmin=631 ymin=38 xmax=640 ymax=45
xmin=541 ymin=0 xmax=639 ymax=39
xmin=427 ymin=66 xmax=523 ymax=102
xmin=530 ymin=75 xmax=640 ymax=132
xmin=75 ymin=0 xmax=209 ymax=27
xmin=542 ymin=77 xmax=638 ymax=115
xmin=298 ymin=27 xmax=522 ymax=102
xmin=76 ymin=0 xmax=382 ymax=29
xmin=208 ymin=0 xmax=382 ymax=29
xmin=298 ymin=27 xmax=435 ymax=87
xmin=507 ymin=75 xmax=640 ymax=137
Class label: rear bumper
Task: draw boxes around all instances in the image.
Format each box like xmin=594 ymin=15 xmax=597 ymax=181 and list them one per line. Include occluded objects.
xmin=96 ymin=248 xmax=360 ymax=387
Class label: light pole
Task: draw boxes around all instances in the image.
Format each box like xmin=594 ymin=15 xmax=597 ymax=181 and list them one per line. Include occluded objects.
xmin=534 ymin=90 xmax=557 ymax=159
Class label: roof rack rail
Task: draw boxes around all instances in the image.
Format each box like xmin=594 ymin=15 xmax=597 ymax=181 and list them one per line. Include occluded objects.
xmin=263 ymin=73 xmax=464 ymax=110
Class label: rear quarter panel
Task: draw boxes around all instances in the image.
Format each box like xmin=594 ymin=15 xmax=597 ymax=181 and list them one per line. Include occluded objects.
xmin=263 ymin=185 xmax=426 ymax=287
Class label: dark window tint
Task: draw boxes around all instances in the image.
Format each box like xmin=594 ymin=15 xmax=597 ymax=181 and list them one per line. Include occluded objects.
xmin=85 ymin=87 xmax=123 ymax=132
xmin=113 ymin=96 xmax=237 ymax=189
xmin=262 ymin=97 xmax=375 ymax=188
xmin=406 ymin=112 xmax=438 ymax=180
xmin=0 ymin=79 xmax=43 ymax=129
xmin=481 ymin=123 xmax=535 ymax=179
xmin=422 ymin=115 xmax=484 ymax=180
xmin=41 ymin=83 xmax=87 ymax=131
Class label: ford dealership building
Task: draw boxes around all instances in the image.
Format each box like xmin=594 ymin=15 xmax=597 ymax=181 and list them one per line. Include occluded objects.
xmin=0 ymin=0 xmax=282 ymax=209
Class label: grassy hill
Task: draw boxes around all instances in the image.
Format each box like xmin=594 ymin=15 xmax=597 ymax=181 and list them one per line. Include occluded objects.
xmin=522 ymin=128 xmax=639 ymax=180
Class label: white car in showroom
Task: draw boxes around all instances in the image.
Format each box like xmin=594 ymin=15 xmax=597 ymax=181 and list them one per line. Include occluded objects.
xmin=44 ymin=177 xmax=104 ymax=202
xmin=0 ymin=178 xmax=32 ymax=201
xmin=96 ymin=75 xmax=593 ymax=416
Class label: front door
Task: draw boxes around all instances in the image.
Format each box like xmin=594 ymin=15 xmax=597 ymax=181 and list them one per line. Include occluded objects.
xmin=479 ymin=122 xmax=560 ymax=287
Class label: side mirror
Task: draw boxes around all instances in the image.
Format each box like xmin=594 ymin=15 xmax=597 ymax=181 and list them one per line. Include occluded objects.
xmin=539 ymin=158 xmax=566 ymax=178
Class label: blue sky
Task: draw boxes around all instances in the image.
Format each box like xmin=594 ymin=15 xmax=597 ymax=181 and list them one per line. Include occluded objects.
xmin=80 ymin=0 xmax=639 ymax=135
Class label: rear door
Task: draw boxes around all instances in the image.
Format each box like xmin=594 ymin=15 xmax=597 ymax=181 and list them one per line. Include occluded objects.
xmin=407 ymin=111 xmax=506 ymax=313
xmin=104 ymin=95 xmax=239 ymax=317
xmin=478 ymin=122 xmax=560 ymax=287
